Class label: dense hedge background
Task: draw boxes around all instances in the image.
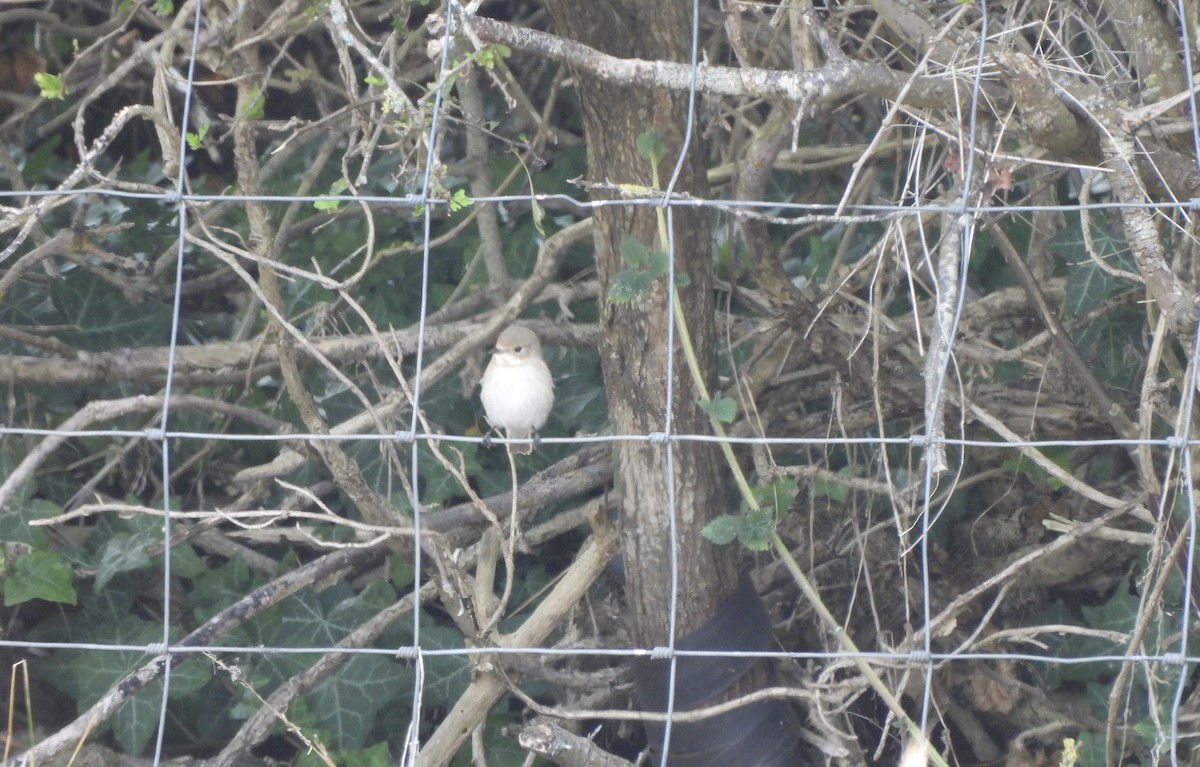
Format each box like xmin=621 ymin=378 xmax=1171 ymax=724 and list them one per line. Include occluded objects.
xmin=3 ymin=1 xmax=1200 ymax=765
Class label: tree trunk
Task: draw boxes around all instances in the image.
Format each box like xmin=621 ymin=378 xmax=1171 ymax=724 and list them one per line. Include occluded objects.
xmin=542 ymin=0 xmax=740 ymax=647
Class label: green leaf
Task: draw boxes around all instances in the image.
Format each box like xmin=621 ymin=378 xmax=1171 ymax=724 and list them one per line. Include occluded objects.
xmin=699 ymin=395 xmax=736 ymax=423
xmin=5 ymin=550 xmax=76 ymax=606
xmin=812 ymin=474 xmax=847 ymax=503
xmin=50 ymin=270 xmax=175 ymax=351
xmin=701 ymin=515 xmax=739 ymax=545
xmin=1081 ymin=576 xmax=1139 ymax=632
xmin=416 ymin=615 xmax=468 ymax=708
xmin=1047 ymin=213 xmax=1134 ymax=317
xmin=448 ymin=188 xmax=473 ymax=212
xmin=419 ymin=442 xmax=481 ymax=506
xmin=1070 ymin=728 xmax=1104 ymax=767
xmin=648 ymin=249 xmax=670 ymax=277
xmin=471 ymin=43 xmax=511 ymax=69
xmin=390 ymin=558 xmax=416 ymax=591
xmin=0 ymin=498 xmax=60 ymax=547
xmin=737 ymin=507 xmax=775 ymax=551
xmin=611 ymin=237 xmax=668 ymax=304
xmin=636 ymin=129 xmax=665 ymax=165
xmin=706 ymin=502 xmax=782 ymax=549
xmin=190 ymin=556 xmax=256 ymax=624
xmin=529 ymin=197 xmax=546 ymax=236
xmin=1003 ymin=447 xmax=1070 ymax=490
xmin=34 ymin=72 xmax=65 ymax=100
xmin=169 ymin=542 xmax=206 ymax=579
xmin=812 ymin=467 xmax=860 ymax=504
xmin=364 ymin=75 xmax=386 ymax=86
xmin=314 ymin=179 xmax=350 ymax=211
xmin=1070 ymin=305 xmax=1142 ymax=389
xmin=241 ymin=87 xmax=266 ymax=120
xmin=32 ymin=589 xmax=209 ymax=755
xmin=185 ymin=124 xmax=208 ymax=150
xmin=303 ymin=741 xmax=392 ymax=767
xmin=619 ymin=236 xmax=651 ymax=269
xmin=94 ymin=530 xmax=154 ymax=592
xmin=311 ymin=654 xmax=411 ymax=749
xmin=608 ymin=270 xmax=652 ymax=304
xmin=752 ymin=477 xmax=798 ymax=515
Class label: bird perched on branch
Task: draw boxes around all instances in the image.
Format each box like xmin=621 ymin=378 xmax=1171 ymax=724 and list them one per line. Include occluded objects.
xmin=480 ymin=325 xmax=554 ymax=455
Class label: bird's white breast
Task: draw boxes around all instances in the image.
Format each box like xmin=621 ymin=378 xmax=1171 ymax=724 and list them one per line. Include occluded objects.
xmin=480 ymin=357 xmax=554 ymax=436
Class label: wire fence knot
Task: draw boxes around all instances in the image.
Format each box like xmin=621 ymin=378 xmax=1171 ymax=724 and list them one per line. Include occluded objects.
xmin=905 ymin=650 xmax=932 ymax=665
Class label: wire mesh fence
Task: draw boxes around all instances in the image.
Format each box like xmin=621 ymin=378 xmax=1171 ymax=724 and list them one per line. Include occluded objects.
xmin=2 ymin=0 xmax=1200 ymax=765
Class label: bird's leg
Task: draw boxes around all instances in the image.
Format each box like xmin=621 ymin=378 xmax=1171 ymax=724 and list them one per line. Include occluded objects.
xmin=531 ymin=429 xmax=542 ymax=451
xmin=481 ymin=426 xmax=498 ymax=449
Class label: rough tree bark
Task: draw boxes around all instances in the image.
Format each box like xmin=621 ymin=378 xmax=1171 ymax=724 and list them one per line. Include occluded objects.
xmin=540 ymin=0 xmax=741 ymax=646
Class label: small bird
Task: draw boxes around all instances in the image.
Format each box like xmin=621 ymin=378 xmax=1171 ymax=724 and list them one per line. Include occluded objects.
xmin=480 ymin=325 xmax=554 ymax=454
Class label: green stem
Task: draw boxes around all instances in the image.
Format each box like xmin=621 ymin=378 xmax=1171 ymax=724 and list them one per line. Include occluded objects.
xmin=649 ymin=166 xmax=946 ymax=767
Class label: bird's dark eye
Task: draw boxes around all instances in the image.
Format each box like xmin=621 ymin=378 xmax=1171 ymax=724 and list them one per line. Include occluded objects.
xmin=514 ymin=345 xmax=523 ymax=353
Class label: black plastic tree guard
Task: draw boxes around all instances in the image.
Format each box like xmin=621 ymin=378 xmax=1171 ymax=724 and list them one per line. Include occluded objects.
xmin=631 ymin=574 xmax=802 ymax=766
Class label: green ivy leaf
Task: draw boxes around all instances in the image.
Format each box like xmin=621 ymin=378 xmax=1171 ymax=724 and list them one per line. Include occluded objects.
xmin=50 ymin=617 xmax=203 ymax=754
xmin=94 ymin=528 xmax=156 ymax=592
xmin=312 ymin=654 xmax=412 ymax=749
xmin=170 ymin=542 xmax=206 ymax=579
xmin=390 ymin=558 xmax=416 ymax=591
xmin=302 ymin=741 xmax=392 ymax=767
xmin=50 ymin=270 xmax=175 ymax=351
xmin=5 ymin=550 xmax=76 ymax=606
xmin=1047 ymin=213 xmax=1134 ymax=317
xmin=0 ymin=497 xmax=60 ymax=547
